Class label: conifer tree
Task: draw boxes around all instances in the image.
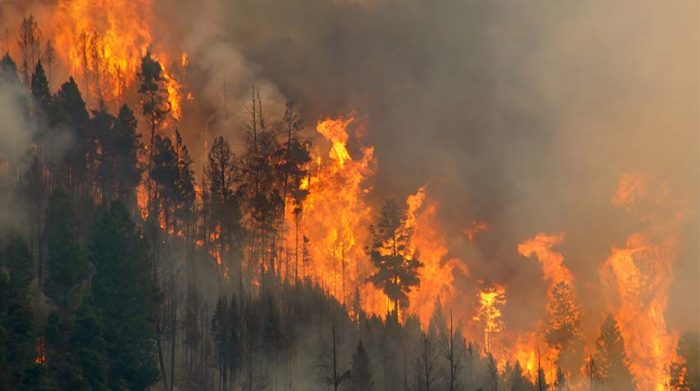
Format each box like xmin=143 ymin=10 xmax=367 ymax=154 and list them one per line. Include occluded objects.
xmin=508 ymin=361 xmax=530 ymax=390
xmin=1 ymin=53 xmax=20 ymax=83
xmin=204 ymin=136 xmax=243 ymax=277
xmin=31 ymin=61 xmax=51 ymax=115
xmin=173 ymin=129 xmax=195 ymax=231
xmin=53 ymin=78 xmax=91 ymax=191
xmin=44 ymin=189 xmax=88 ymax=309
xmin=0 ymin=235 xmax=36 ymax=388
xmin=90 ymin=201 xmax=160 ymax=389
xmin=348 ymin=341 xmax=374 ymax=391
xmin=368 ymin=199 xmax=422 ymax=316
xmin=593 ymin=314 xmax=634 ymax=390
xmin=545 ymin=281 xmax=580 ymax=352
xmin=150 ymin=134 xmax=179 ymax=229
xmin=138 ymin=52 xmax=169 ymax=175
xmin=99 ymin=104 xmax=141 ymax=202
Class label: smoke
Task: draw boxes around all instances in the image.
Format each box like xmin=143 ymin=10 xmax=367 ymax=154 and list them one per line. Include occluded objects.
xmin=161 ymin=0 xmax=698 ymax=333
xmin=0 ymin=75 xmax=71 ymax=233
xmin=0 ymin=76 xmax=38 ymax=232
xmin=2 ymin=0 xmax=697 ymax=348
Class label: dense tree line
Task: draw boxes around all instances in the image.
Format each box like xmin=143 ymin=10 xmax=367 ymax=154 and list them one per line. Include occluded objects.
xmin=0 ymin=16 xmax=697 ymax=390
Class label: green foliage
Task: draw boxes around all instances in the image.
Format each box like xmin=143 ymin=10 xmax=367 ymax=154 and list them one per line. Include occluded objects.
xmin=98 ymin=104 xmax=142 ymax=202
xmin=53 ymin=78 xmax=92 ymax=187
xmin=0 ymin=235 xmax=36 ymax=389
xmin=173 ymin=128 xmax=195 ymax=223
xmin=45 ymin=305 xmax=109 ymax=391
xmin=90 ymin=201 xmax=160 ymax=389
xmin=44 ymin=189 xmax=88 ymax=310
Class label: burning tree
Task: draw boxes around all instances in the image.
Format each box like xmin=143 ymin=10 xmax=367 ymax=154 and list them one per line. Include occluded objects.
xmin=368 ymin=199 xmax=423 ymax=317
xmin=475 ymin=285 xmax=506 ymax=354
xmin=545 ymin=281 xmax=581 ymax=351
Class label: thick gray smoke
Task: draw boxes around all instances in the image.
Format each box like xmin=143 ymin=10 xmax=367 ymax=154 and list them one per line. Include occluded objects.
xmin=160 ymin=0 xmax=699 ymax=332
xmin=1 ymin=0 xmax=697 ymax=337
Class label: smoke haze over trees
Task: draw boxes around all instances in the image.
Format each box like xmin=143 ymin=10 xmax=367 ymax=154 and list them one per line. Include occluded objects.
xmin=0 ymin=0 xmax=697 ymax=389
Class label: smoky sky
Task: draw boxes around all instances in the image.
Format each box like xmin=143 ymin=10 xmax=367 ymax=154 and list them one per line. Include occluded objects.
xmin=159 ymin=0 xmax=699 ymax=331
xmin=2 ymin=0 xmax=698 ymax=332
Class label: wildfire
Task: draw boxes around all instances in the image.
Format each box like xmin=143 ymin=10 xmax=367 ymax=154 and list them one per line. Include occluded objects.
xmin=315 ymin=116 xmax=355 ymax=169
xmin=404 ymin=190 xmax=469 ymax=328
xmin=295 ymin=116 xmax=468 ymax=323
xmin=474 ymin=285 xmax=506 ymax=353
xmin=51 ymin=0 xmax=185 ymax=118
xmin=516 ymin=233 xmax=580 ymax=384
xmin=600 ymin=173 xmax=682 ymax=390
xmin=136 ymin=181 xmax=149 ymax=220
xmin=293 ymin=115 xmax=380 ymax=313
xmin=517 ymin=232 xmax=572 ymax=286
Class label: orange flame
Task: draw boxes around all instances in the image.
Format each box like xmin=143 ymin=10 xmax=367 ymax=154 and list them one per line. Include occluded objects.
xmin=518 ymin=232 xmax=572 ymax=286
xmin=292 ymin=115 xmax=381 ymax=313
xmin=601 ymin=173 xmax=682 ymax=390
xmin=51 ymin=0 xmax=184 ymax=118
xmin=474 ymin=285 xmax=506 ymax=353
xmin=406 ymin=190 xmax=469 ymax=328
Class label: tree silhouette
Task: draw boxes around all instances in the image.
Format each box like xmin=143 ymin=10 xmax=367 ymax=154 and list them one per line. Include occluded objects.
xmin=368 ymin=199 xmax=422 ymax=316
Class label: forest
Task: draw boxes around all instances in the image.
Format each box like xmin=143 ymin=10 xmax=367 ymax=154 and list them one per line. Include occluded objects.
xmin=0 ymin=1 xmax=698 ymax=390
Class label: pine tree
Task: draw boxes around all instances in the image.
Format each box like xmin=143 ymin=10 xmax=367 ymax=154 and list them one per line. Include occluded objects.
xmin=368 ymin=199 xmax=423 ymax=316
xmin=99 ymin=104 xmax=141 ymax=202
xmin=150 ymin=134 xmax=179 ymax=229
xmin=53 ymin=78 xmax=91 ymax=191
xmin=91 ymin=104 xmax=117 ymax=201
xmin=278 ymin=101 xmax=311 ymax=281
xmin=1 ymin=53 xmax=20 ymax=83
xmin=44 ymin=189 xmax=88 ymax=310
xmin=238 ymin=90 xmax=284 ymax=282
xmin=593 ymin=314 xmax=634 ymax=390
xmin=138 ymin=52 xmax=170 ymax=177
xmin=211 ymin=295 xmax=231 ymax=390
xmin=348 ymin=341 xmax=374 ymax=391
xmin=485 ymin=353 xmax=499 ymax=391
xmin=16 ymin=15 xmax=41 ymax=84
xmin=44 ymin=301 xmax=109 ymax=390
xmin=413 ymin=332 xmax=439 ymax=391
xmin=0 ymin=234 xmax=36 ymax=388
xmin=545 ymin=281 xmax=580 ymax=352
xmin=508 ymin=361 xmax=531 ymax=390
xmin=90 ymin=201 xmax=160 ymax=389
xmin=204 ymin=136 xmax=243 ymax=278
xmin=31 ymin=61 xmax=51 ymax=115
xmin=173 ymin=129 xmax=195 ymax=232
